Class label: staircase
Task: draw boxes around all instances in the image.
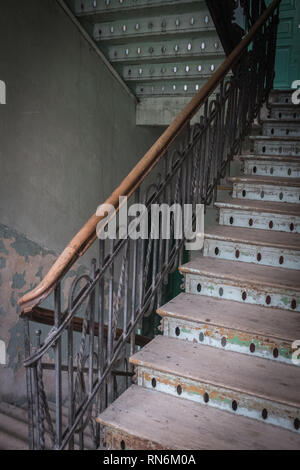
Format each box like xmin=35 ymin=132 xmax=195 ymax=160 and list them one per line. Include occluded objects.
xmin=96 ymin=89 xmax=300 ymax=450
xmin=68 ymin=0 xmax=229 ymax=124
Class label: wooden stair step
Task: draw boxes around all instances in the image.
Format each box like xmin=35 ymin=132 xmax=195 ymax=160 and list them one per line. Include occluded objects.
xmin=249 ymin=135 xmax=300 ymax=157
xmin=228 ymin=176 xmax=300 ymax=204
xmin=180 ymin=256 xmax=300 ymax=292
xmin=158 ymin=292 xmax=300 ymax=341
xmin=97 ymin=385 xmax=300 ymax=450
xmin=205 ymin=225 xmax=300 ymax=250
xmin=236 ymin=155 xmax=300 ymax=178
xmin=216 ymin=197 xmax=300 ymax=233
xmin=263 ymin=119 xmax=300 ymax=125
xmin=250 ymin=136 xmax=300 ymax=142
xmin=204 ymin=226 xmax=300 ymax=270
xmin=157 ymin=293 xmax=300 ymax=362
xmin=179 ymin=256 xmax=300 ymax=311
xmin=215 ymin=198 xmax=300 ymax=216
xmin=228 ymin=176 xmax=300 ymax=187
xmin=130 ymin=336 xmax=300 ymax=432
xmin=237 ymin=154 xmax=300 ymax=163
xmin=262 ymin=121 xmax=300 ymax=138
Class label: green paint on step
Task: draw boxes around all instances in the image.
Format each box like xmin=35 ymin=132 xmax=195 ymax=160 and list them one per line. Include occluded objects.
xmin=181 ymin=327 xmax=191 ymax=333
xmin=281 ymin=297 xmax=290 ymax=306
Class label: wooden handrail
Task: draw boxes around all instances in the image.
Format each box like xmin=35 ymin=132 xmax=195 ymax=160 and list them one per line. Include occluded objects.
xmin=19 ymin=0 xmax=280 ymax=314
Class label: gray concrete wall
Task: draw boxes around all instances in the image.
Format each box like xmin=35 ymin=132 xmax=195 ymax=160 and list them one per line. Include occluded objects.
xmin=0 ymin=0 xmax=163 ymax=403
xmin=0 ymin=0 xmax=163 ymax=253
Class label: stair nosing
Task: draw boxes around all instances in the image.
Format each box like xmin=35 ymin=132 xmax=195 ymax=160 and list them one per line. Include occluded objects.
xmin=227 ymin=176 xmax=300 ymax=187
xmin=178 ymin=256 xmax=300 ymax=292
xmin=249 ymin=135 xmax=300 ymax=141
xmin=236 ymin=154 xmax=300 ymax=162
xmin=157 ymin=293 xmax=299 ymax=343
xmin=204 ymin=227 xmax=300 ymax=250
xmin=215 ymin=197 xmax=300 ymax=216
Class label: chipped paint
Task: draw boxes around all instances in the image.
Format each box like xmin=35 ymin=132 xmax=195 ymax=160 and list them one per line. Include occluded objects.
xmin=137 ymin=367 xmax=300 ymax=434
xmin=185 ymin=273 xmax=300 ymax=312
xmin=0 ymin=223 xmax=89 ymax=403
xmin=219 ymin=207 xmax=300 ymax=233
xmin=162 ymin=316 xmax=295 ymax=365
xmin=204 ymin=239 xmax=300 ymax=270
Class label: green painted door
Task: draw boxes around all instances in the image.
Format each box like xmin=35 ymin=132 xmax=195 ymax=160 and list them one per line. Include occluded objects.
xmin=274 ymin=0 xmax=300 ymax=89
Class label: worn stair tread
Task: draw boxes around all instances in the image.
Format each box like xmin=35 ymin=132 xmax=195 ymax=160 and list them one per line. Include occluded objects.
xmin=215 ymin=197 xmax=300 ymax=216
xmin=205 ymin=225 xmax=300 ymax=250
xmin=157 ymin=293 xmax=300 ymax=342
xmin=262 ymin=118 xmax=300 ymax=124
xmin=250 ymin=135 xmax=300 ymax=142
xmin=97 ymin=385 xmax=300 ymax=450
xmin=237 ymin=154 xmax=300 ymax=163
xmin=228 ymin=175 xmax=300 ymax=187
xmin=130 ymin=336 xmax=300 ymax=408
xmin=179 ymin=256 xmax=300 ymax=292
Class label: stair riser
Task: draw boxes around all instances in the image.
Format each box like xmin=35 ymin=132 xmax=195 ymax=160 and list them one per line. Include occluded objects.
xmin=232 ymin=183 xmax=300 ymax=204
xmin=104 ymin=426 xmax=163 ymax=451
xmin=136 ymin=366 xmax=300 ymax=434
xmin=161 ymin=316 xmax=296 ymax=365
xmin=184 ymin=273 xmax=300 ymax=312
xmin=262 ymin=123 xmax=300 ymax=138
xmin=75 ymin=0 xmax=204 ymax=17
xmin=106 ymin=37 xmax=224 ymax=63
xmin=253 ymin=140 xmax=300 ymax=157
xmin=242 ymin=160 xmax=300 ymax=178
xmin=219 ymin=208 xmax=300 ymax=233
xmin=269 ymin=108 xmax=300 ymax=120
xmin=204 ymin=239 xmax=300 ymax=270
xmin=121 ymin=58 xmax=223 ymax=82
xmin=132 ymin=78 xmax=209 ymax=97
xmin=93 ymin=12 xmax=213 ymax=41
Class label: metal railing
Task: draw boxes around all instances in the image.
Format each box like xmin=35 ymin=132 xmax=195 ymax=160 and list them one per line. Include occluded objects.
xmin=19 ymin=0 xmax=280 ymax=450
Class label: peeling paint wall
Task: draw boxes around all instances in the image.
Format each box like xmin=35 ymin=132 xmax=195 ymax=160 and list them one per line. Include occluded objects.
xmin=0 ymin=223 xmax=91 ymax=404
xmin=0 ymin=224 xmax=55 ymax=403
xmin=0 ymin=0 xmax=163 ymax=403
